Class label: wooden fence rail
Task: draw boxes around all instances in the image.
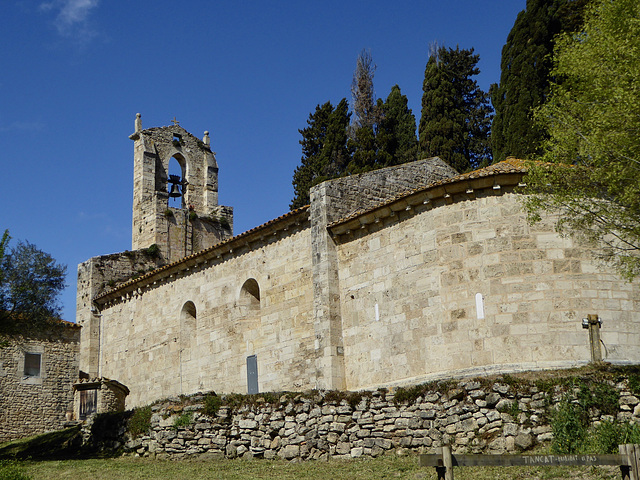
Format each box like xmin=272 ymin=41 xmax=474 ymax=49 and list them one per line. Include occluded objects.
xmin=419 ymin=444 xmax=640 ymax=480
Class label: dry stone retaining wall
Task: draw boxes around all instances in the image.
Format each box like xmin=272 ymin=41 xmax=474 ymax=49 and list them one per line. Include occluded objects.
xmin=114 ymin=377 xmax=640 ymax=461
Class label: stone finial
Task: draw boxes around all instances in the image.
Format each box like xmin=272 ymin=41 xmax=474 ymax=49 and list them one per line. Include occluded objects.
xmin=203 ymin=131 xmax=210 ymax=147
xmin=135 ymin=113 xmax=142 ymax=133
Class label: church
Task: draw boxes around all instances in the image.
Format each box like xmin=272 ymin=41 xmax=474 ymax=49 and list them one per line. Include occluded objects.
xmin=76 ymin=116 xmax=640 ymax=408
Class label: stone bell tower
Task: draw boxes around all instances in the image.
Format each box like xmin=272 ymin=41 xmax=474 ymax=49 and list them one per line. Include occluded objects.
xmin=129 ymin=114 xmax=233 ymax=263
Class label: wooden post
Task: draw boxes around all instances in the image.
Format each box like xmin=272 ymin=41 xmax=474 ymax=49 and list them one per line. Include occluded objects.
xmin=587 ymin=314 xmax=602 ymax=362
xmin=621 ymin=444 xmax=639 ymax=480
xmin=442 ymin=445 xmax=453 ymax=480
xmin=621 ymin=444 xmax=631 ymax=480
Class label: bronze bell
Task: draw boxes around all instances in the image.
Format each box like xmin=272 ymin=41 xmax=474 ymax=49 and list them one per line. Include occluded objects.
xmin=169 ymin=183 xmax=182 ymax=198
xmin=168 ymin=174 xmax=182 ymax=198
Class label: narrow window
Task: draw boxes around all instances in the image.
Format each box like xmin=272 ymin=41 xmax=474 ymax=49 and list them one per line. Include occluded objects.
xmin=239 ymin=279 xmax=260 ymax=310
xmin=180 ymin=301 xmax=197 ymax=363
xmin=24 ymin=353 xmax=41 ymax=377
xmin=247 ymin=355 xmax=259 ymax=394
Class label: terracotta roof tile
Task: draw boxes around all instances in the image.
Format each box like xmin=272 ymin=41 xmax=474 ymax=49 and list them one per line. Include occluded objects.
xmin=94 ymin=206 xmax=310 ymax=303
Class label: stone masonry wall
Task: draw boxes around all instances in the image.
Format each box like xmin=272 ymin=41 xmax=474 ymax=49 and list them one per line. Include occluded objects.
xmin=98 ymin=222 xmax=315 ymax=407
xmin=314 ymin=157 xmax=457 ymax=224
xmin=0 ymin=324 xmax=80 ymax=442
xmin=76 ymin=249 xmax=166 ymax=377
xmin=335 ymin=190 xmax=640 ymax=391
xmin=307 ymin=157 xmax=458 ymax=391
xmin=117 ymin=374 xmax=640 ymax=460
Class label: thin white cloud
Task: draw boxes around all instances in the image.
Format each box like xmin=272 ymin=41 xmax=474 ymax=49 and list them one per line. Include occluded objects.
xmin=0 ymin=120 xmax=45 ymax=133
xmin=39 ymin=0 xmax=100 ymax=41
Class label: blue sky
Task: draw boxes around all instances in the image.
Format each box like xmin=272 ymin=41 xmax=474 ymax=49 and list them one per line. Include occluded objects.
xmin=1 ymin=0 xmax=526 ymax=323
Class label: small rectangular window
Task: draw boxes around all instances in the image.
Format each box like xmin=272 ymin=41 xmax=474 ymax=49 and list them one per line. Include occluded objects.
xmin=24 ymin=353 xmax=41 ymax=377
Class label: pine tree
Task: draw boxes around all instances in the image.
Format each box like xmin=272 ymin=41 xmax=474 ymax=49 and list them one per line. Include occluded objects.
xmin=490 ymin=0 xmax=590 ymax=162
xmin=377 ymin=85 xmax=418 ymax=167
xmin=419 ymin=45 xmax=492 ymax=172
xmin=290 ymin=99 xmax=351 ymax=209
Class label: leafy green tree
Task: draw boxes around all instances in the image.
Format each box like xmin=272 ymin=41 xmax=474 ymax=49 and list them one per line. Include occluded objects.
xmin=0 ymin=230 xmax=9 ymax=314
xmin=524 ymin=0 xmax=640 ymax=279
xmin=0 ymin=235 xmax=67 ymax=325
xmin=419 ymin=44 xmax=492 ymax=171
xmin=490 ymin=0 xmax=590 ymax=162
xmin=290 ymin=99 xmax=351 ymax=209
xmin=376 ymin=85 xmax=418 ymax=167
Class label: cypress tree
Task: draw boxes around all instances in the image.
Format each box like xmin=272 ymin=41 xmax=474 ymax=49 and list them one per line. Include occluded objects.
xmin=347 ymin=49 xmax=382 ymax=174
xmin=347 ymin=125 xmax=377 ymax=174
xmin=377 ymin=85 xmax=418 ymax=167
xmin=350 ymin=50 xmax=379 ymax=132
xmin=419 ymin=45 xmax=492 ymax=172
xmin=290 ymin=99 xmax=351 ymax=209
xmin=490 ymin=0 xmax=590 ymax=162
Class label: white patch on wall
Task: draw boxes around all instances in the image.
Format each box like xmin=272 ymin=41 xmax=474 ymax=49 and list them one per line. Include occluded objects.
xmin=375 ymin=303 xmax=380 ymax=322
xmin=476 ymin=293 xmax=485 ymax=320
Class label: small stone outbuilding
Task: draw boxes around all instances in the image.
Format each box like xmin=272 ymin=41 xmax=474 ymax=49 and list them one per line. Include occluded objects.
xmin=73 ymin=377 xmax=130 ymax=420
xmin=0 ymin=319 xmax=80 ymax=442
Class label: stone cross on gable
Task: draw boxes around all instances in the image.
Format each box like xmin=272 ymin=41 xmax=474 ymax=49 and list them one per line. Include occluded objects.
xmin=171 ymin=117 xmax=180 ymax=126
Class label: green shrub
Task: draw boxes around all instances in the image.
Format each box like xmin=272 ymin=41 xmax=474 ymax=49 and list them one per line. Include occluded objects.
xmin=219 ymin=217 xmax=230 ymax=229
xmin=591 ymin=382 xmax=620 ymax=415
xmin=498 ymin=399 xmax=521 ymax=419
xmin=202 ymin=394 xmax=222 ymax=417
xmin=173 ymin=411 xmax=193 ymax=429
xmin=628 ymin=374 xmax=640 ymax=396
xmin=346 ymin=391 xmax=367 ymax=410
xmin=576 ymin=380 xmax=619 ymax=415
xmin=144 ymin=244 xmax=160 ymax=258
xmin=582 ymin=421 xmax=640 ymax=454
xmin=128 ymin=406 xmax=152 ymax=438
xmin=551 ymin=398 xmax=588 ymax=454
xmin=0 ymin=460 xmax=31 ymax=480
xmin=393 ymin=384 xmax=428 ymax=405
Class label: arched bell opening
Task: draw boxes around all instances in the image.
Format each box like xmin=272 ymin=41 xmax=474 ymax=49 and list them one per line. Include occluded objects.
xmin=168 ymin=155 xmax=186 ymax=209
xmin=179 ymin=301 xmax=197 ymax=362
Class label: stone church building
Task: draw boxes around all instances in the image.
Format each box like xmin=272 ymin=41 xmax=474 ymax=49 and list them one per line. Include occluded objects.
xmin=76 ymin=117 xmax=640 ymax=408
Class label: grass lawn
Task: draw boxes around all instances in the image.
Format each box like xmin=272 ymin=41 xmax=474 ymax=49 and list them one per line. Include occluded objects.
xmin=15 ymin=454 xmax=621 ymax=480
